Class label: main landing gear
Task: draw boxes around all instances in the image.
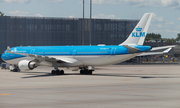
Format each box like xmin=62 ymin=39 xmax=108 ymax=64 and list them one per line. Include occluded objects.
xmin=51 ymin=69 xmax=64 ymax=75
xmin=51 ymin=62 xmax=64 ymax=75
xmin=80 ymin=66 xmax=94 ymax=75
xmin=80 ymin=70 xmax=93 ymax=75
xmin=51 ymin=65 xmax=94 ymax=75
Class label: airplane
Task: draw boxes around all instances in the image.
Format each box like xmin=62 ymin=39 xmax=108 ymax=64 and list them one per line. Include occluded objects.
xmin=1 ymin=13 xmax=175 ymax=75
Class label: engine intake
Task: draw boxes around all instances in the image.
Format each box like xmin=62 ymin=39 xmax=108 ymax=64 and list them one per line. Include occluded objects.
xmin=18 ymin=60 xmax=37 ymax=71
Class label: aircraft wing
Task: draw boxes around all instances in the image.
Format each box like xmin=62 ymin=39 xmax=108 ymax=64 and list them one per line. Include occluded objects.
xmin=137 ymin=48 xmax=172 ymax=56
xmin=6 ymin=46 xmax=78 ymax=64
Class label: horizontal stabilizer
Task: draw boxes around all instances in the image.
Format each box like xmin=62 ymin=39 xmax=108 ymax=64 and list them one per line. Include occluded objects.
xmin=123 ymin=45 xmax=139 ymax=54
xmin=151 ymin=45 xmax=176 ymax=51
xmin=138 ymin=47 xmax=172 ymax=56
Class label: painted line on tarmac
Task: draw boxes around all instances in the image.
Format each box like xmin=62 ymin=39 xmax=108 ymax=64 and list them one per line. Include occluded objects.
xmin=0 ymin=94 xmax=10 ymax=95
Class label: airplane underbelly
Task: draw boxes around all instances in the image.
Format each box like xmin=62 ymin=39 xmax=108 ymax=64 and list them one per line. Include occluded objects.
xmin=4 ymin=53 xmax=140 ymax=67
xmin=74 ymin=54 xmax=139 ymax=66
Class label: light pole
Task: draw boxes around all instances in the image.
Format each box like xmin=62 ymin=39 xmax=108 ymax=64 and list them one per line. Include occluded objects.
xmin=82 ymin=0 xmax=85 ymax=45
xmin=90 ymin=0 xmax=92 ymax=45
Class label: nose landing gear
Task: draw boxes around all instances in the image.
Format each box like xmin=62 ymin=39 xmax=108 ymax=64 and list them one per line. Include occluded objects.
xmin=10 ymin=65 xmax=20 ymax=72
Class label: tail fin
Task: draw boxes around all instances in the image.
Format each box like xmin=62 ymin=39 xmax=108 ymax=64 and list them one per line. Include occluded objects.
xmin=121 ymin=13 xmax=154 ymax=45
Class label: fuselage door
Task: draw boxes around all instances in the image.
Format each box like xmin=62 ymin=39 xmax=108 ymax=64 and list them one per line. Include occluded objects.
xmin=73 ymin=50 xmax=76 ymax=56
xmin=30 ymin=49 xmax=35 ymax=54
xmin=111 ymin=48 xmax=116 ymax=56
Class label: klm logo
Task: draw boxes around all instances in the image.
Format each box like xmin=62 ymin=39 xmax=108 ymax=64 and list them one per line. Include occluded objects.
xmin=11 ymin=48 xmax=17 ymax=52
xmin=132 ymin=26 xmax=145 ymax=37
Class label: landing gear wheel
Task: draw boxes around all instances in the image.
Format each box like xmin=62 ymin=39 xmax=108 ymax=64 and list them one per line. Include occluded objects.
xmin=51 ymin=70 xmax=64 ymax=75
xmin=60 ymin=70 xmax=64 ymax=75
xmin=80 ymin=70 xmax=84 ymax=74
xmin=56 ymin=70 xmax=61 ymax=75
xmin=80 ymin=70 xmax=93 ymax=75
xmin=88 ymin=70 xmax=92 ymax=75
xmin=51 ymin=70 xmax=56 ymax=75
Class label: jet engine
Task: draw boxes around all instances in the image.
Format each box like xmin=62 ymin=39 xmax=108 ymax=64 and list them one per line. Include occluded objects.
xmin=18 ymin=60 xmax=37 ymax=71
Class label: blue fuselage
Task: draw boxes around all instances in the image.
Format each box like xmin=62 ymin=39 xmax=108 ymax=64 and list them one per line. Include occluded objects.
xmin=1 ymin=45 xmax=151 ymax=61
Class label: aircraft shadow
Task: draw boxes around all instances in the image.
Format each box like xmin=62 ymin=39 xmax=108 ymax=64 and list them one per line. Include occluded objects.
xmin=91 ymin=74 xmax=178 ymax=79
xmin=21 ymin=72 xmax=179 ymax=79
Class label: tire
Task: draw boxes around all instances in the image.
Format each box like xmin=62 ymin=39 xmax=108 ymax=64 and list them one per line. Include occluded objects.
xmin=88 ymin=70 xmax=92 ymax=75
xmin=80 ymin=70 xmax=84 ymax=74
xmin=60 ymin=70 xmax=64 ymax=75
xmin=51 ymin=70 xmax=56 ymax=75
xmin=56 ymin=70 xmax=61 ymax=75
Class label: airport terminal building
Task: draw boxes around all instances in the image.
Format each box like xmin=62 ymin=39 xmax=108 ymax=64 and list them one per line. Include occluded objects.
xmin=0 ymin=16 xmax=139 ymax=54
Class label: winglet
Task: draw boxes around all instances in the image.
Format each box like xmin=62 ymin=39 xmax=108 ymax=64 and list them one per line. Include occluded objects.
xmin=163 ymin=48 xmax=172 ymax=53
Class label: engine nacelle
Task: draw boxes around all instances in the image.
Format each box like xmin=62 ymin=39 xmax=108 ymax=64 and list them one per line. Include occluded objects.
xmin=18 ymin=60 xmax=37 ymax=71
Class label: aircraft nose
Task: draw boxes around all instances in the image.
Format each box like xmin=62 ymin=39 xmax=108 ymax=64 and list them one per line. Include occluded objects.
xmin=1 ymin=53 xmax=8 ymax=61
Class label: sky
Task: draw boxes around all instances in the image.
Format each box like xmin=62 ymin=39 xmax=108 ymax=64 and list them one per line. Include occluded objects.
xmin=0 ymin=0 xmax=180 ymax=38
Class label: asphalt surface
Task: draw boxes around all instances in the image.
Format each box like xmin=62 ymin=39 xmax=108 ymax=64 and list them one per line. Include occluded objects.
xmin=1 ymin=65 xmax=180 ymax=108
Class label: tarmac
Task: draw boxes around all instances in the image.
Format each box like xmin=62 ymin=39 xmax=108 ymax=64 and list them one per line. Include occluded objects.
xmin=1 ymin=65 xmax=180 ymax=108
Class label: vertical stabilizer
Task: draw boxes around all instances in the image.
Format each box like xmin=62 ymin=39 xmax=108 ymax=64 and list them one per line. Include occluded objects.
xmin=121 ymin=13 xmax=153 ymax=45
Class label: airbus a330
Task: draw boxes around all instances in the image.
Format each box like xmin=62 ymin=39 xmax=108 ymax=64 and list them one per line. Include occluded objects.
xmin=1 ymin=13 xmax=175 ymax=75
